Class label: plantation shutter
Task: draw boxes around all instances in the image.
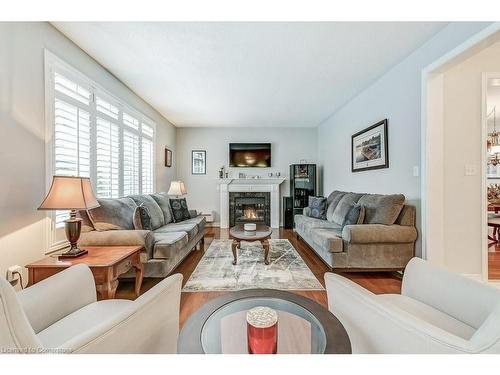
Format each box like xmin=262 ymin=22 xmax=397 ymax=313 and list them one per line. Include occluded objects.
xmin=53 ymin=72 xmax=91 ymax=226
xmin=141 ymin=122 xmax=154 ymax=194
xmin=123 ymin=113 xmax=140 ymax=196
xmin=50 ymin=58 xmax=156 ymax=231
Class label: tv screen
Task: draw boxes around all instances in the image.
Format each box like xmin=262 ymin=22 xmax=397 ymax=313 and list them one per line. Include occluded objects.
xmin=229 ymin=143 xmax=271 ymax=168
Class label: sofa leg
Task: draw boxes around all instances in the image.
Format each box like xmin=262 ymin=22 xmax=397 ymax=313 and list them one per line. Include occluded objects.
xmin=295 ymin=232 xmax=300 ymax=241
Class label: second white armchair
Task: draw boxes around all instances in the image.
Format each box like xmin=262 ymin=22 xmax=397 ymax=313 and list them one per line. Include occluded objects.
xmin=326 ymin=257 xmax=500 ymax=354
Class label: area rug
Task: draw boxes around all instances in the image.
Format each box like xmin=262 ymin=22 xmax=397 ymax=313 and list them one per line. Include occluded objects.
xmin=182 ymin=239 xmax=324 ymax=292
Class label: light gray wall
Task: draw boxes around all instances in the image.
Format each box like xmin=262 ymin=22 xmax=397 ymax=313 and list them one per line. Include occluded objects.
xmin=176 ymin=127 xmax=318 ymax=224
xmin=317 ymin=22 xmax=493 ymax=257
xmin=0 ymin=22 xmax=176 ymax=282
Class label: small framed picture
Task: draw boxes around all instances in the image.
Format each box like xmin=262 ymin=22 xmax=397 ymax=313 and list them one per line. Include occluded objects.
xmin=352 ymin=119 xmax=389 ymax=172
xmin=165 ymin=148 xmax=173 ymax=167
xmin=192 ymin=150 xmax=206 ymax=175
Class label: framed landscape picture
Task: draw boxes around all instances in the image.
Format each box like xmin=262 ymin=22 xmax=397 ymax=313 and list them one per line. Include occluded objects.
xmin=351 ymin=119 xmax=388 ymax=172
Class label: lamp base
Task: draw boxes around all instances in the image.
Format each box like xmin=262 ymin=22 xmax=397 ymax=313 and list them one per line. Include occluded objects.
xmin=59 ymin=213 xmax=87 ymax=259
xmin=58 ymin=247 xmax=88 ymax=259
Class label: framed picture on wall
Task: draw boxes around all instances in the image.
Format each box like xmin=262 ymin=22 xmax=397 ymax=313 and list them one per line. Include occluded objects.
xmin=351 ymin=119 xmax=389 ymax=172
xmin=192 ymin=150 xmax=206 ymax=175
xmin=165 ymin=148 xmax=173 ymax=167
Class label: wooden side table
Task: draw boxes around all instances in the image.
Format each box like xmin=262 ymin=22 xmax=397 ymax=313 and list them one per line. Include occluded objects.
xmin=26 ymin=246 xmax=144 ymax=300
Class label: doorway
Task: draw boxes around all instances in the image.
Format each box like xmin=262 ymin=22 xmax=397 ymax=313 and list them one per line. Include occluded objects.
xmin=422 ymin=25 xmax=500 ymax=282
xmin=485 ymin=72 xmax=500 ymax=281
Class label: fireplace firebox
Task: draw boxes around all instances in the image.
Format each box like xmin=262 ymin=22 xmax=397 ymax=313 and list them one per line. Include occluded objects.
xmin=229 ymin=192 xmax=270 ymax=227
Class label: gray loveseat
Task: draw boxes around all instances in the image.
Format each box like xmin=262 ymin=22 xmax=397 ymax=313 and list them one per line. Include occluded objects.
xmin=294 ymin=191 xmax=417 ymax=271
xmin=77 ymin=193 xmax=205 ymax=278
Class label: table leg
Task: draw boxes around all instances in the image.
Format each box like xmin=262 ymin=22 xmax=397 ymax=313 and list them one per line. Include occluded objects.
xmin=133 ymin=257 xmax=144 ymax=297
xmin=263 ymin=240 xmax=270 ymax=265
xmin=232 ymin=240 xmax=238 ymax=265
xmin=98 ymin=279 xmax=119 ymax=300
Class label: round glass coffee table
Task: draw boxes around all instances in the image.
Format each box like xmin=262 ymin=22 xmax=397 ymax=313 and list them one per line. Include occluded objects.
xmin=178 ymin=289 xmax=351 ymax=354
xmin=229 ymin=224 xmax=272 ymax=265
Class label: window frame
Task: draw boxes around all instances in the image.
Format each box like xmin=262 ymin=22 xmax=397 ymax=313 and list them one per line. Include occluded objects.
xmin=44 ymin=49 xmax=156 ymax=251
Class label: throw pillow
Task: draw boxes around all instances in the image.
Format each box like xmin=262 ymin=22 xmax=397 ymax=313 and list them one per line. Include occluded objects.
xmin=169 ymin=198 xmax=191 ymax=222
xmin=137 ymin=204 xmax=153 ymax=231
xmin=341 ymin=204 xmax=366 ymax=229
xmin=308 ymin=196 xmax=327 ymax=219
xmin=133 ymin=205 xmax=143 ymax=230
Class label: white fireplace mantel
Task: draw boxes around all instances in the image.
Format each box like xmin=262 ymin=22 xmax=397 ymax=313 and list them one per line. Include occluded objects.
xmin=218 ymin=178 xmax=286 ymax=228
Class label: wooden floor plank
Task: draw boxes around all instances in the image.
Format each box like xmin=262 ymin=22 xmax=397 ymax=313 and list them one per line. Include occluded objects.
xmin=116 ymin=227 xmax=402 ymax=327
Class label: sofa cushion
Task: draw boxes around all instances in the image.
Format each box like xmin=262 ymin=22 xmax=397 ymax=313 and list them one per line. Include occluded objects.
xmin=310 ymin=228 xmax=343 ymax=253
xmin=77 ymin=229 xmax=154 ymax=259
xmin=154 ymin=222 xmax=199 ymax=241
xmin=87 ymin=198 xmax=137 ymax=231
xmin=153 ymin=232 xmax=189 ymax=259
xmin=331 ymin=193 xmax=364 ymax=226
xmin=341 ymin=204 xmax=365 ymax=229
xmin=342 ymin=224 xmax=417 ymax=244
xmin=169 ymin=198 xmax=191 ymax=222
xmin=128 ymin=195 xmax=165 ymax=230
xmin=357 ymin=194 xmax=405 ymax=225
xmin=294 ymin=214 xmax=341 ymax=237
xmin=326 ymin=191 xmax=347 ymax=222
xmin=150 ymin=193 xmax=173 ymax=224
xmin=378 ymin=294 xmax=476 ymax=340
xmin=308 ymin=196 xmax=327 ymax=219
xmin=181 ymin=216 xmax=206 ymax=234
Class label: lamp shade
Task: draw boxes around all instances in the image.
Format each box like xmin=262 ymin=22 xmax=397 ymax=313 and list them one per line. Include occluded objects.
xmin=167 ymin=180 xmax=187 ymax=196
xmin=38 ymin=176 xmax=100 ymax=210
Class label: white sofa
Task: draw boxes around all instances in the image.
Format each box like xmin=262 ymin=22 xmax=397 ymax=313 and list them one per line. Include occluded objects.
xmin=325 ymin=257 xmax=500 ymax=353
xmin=0 ymin=264 xmax=182 ymax=354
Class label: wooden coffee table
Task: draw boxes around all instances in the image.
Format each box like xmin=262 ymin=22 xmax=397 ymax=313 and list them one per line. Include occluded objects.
xmin=229 ymin=224 xmax=272 ymax=265
xmin=26 ymin=246 xmax=143 ymax=300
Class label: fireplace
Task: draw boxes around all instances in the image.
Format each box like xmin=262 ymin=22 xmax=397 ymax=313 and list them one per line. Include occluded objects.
xmin=229 ymin=192 xmax=270 ymax=227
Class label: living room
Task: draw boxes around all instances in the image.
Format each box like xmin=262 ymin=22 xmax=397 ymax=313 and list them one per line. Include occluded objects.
xmin=2 ymin=1 xmax=500 ymax=372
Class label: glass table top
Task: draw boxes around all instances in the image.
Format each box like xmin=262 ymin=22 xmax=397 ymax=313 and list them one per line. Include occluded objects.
xmin=200 ymin=296 xmax=327 ymax=354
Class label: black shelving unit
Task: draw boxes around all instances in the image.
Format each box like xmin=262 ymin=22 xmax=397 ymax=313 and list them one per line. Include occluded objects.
xmin=289 ymin=164 xmax=317 ymax=224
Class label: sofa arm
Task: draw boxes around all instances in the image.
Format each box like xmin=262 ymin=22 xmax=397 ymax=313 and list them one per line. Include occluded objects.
xmin=342 ymin=224 xmax=417 ymax=244
xmin=303 ymin=207 xmax=311 ymax=217
xmin=324 ymin=273 xmax=471 ymax=353
xmin=60 ymin=273 xmax=183 ymax=354
xmin=17 ymin=264 xmax=96 ymax=334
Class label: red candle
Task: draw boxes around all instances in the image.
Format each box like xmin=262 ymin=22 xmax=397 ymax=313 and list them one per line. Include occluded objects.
xmin=246 ymin=306 xmax=278 ymax=354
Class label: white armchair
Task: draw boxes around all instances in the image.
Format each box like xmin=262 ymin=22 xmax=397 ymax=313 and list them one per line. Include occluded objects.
xmin=325 ymin=257 xmax=500 ymax=353
xmin=0 ymin=264 xmax=182 ymax=354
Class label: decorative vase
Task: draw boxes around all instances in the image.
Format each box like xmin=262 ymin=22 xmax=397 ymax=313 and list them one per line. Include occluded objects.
xmin=246 ymin=306 xmax=278 ymax=354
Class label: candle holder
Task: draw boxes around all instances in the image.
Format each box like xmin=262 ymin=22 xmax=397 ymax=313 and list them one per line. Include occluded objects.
xmin=246 ymin=306 xmax=278 ymax=354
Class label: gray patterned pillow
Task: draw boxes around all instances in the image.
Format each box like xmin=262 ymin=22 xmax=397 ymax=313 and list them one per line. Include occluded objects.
xmin=169 ymin=198 xmax=191 ymax=222
xmin=308 ymin=196 xmax=327 ymax=219
xmin=341 ymin=204 xmax=365 ymax=229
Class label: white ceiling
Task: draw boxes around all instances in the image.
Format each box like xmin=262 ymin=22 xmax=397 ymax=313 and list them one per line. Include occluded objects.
xmin=53 ymin=22 xmax=447 ymax=128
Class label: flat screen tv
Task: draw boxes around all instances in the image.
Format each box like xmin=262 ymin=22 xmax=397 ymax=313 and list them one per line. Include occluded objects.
xmin=229 ymin=143 xmax=271 ymax=168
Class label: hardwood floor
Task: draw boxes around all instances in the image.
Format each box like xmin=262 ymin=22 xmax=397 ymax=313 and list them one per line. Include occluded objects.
xmin=489 ymin=245 xmax=500 ymax=280
xmin=116 ymin=227 xmax=402 ymax=327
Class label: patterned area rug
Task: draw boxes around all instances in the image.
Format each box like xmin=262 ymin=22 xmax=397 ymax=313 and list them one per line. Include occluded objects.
xmin=182 ymin=239 xmax=324 ymax=292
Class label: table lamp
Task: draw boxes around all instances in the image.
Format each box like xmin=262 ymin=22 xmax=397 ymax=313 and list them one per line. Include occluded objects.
xmin=167 ymin=180 xmax=187 ymax=198
xmin=38 ymin=176 xmax=100 ymax=258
